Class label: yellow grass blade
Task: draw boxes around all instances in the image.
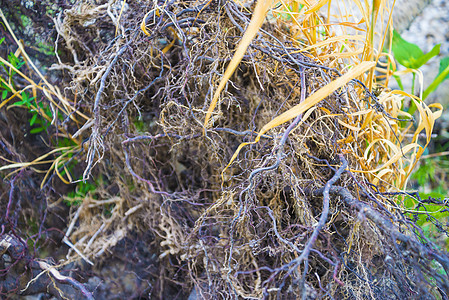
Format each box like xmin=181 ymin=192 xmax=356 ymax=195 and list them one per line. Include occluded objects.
xmin=372 ymin=168 xmax=393 ymax=186
xmin=0 ymin=147 xmax=76 ymax=181
xmin=0 ymin=84 xmax=33 ymax=109
xmin=0 ymin=9 xmax=78 ymax=116
xmin=222 ymin=61 xmax=375 ymax=179
xmin=141 ymin=11 xmax=153 ymax=36
xmin=0 ymin=53 xmax=89 ymax=121
xmin=115 ymin=0 xmax=127 ymax=36
xmin=203 ymin=0 xmax=273 ymax=131
xmin=353 ymin=143 xmax=421 ymax=174
xmin=305 ymin=0 xmax=329 ymax=13
xmin=41 ymin=152 xmax=73 ymax=189
xmin=291 ymin=34 xmax=365 ymax=53
xmin=256 ymin=61 xmax=375 ymax=139
xmin=337 ymin=119 xmax=361 ymax=131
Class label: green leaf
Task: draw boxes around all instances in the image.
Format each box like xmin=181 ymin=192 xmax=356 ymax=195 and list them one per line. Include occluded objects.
xmin=393 ymin=74 xmax=404 ymax=91
xmin=30 ymin=113 xmax=38 ymax=126
xmin=7 ymin=52 xmax=25 ymax=71
xmin=392 ymin=30 xmax=440 ymax=69
xmin=23 ymin=94 xmax=32 ymax=108
xmin=438 ymin=56 xmax=449 ymax=81
xmin=0 ymin=82 xmax=10 ymax=91
xmin=423 ymin=58 xmax=449 ymax=99
xmin=0 ymin=37 xmax=4 ymax=45
xmin=13 ymin=98 xmax=27 ymax=106
xmin=17 ymin=59 xmax=25 ymax=70
xmin=30 ymin=127 xmax=44 ymax=134
xmin=1 ymin=90 xmax=7 ymax=100
xmin=8 ymin=52 xmax=19 ymax=68
xmin=411 ymin=160 xmax=436 ymax=186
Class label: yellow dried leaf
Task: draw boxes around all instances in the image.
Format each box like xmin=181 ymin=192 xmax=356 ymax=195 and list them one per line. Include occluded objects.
xmin=222 ymin=61 xmax=375 ymax=179
xmin=203 ymin=0 xmax=274 ymax=130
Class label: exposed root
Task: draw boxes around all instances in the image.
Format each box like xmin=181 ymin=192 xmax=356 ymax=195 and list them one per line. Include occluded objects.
xmin=1 ymin=0 xmax=447 ymax=298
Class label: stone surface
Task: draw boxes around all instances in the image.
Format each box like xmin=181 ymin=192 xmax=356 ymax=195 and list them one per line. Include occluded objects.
xmin=396 ymin=0 xmax=449 ymax=107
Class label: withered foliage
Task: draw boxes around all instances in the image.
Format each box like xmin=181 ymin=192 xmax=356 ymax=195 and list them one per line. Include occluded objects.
xmin=1 ymin=0 xmax=448 ymax=299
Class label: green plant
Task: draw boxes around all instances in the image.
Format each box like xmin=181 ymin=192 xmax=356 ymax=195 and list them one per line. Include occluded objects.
xmin=391 ymin=30 xmax=440 ymax=70
xmin=391 ymin=29 xmax=449 ymax=113
xmin=406 ymin=157 xmax=449 ymax=249
xmin=64 ymin=180 xmax=97 ymax=207
xmin=64 ymin=177 xmax=114 ymax=218
xmin=6 ymin=62 xmax=80 ymax=178
xmin=0 ymin=40 xmax=54 ymax=134
xmin=390 ymin=30 xmax=449 ymax=249
xmin=12 ymin=92 xmax=53 ymax=133
xmin=133 ymin=119 xmax=149 ymax=134
xmin=411 ymin=157 xmax=449 ymax=197
xmin=0 ymin=39 xmax=24 ymax=98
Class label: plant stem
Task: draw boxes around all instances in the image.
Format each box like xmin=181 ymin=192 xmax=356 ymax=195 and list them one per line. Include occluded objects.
xmin=423 ymin=64 xmax=449 ymax=100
